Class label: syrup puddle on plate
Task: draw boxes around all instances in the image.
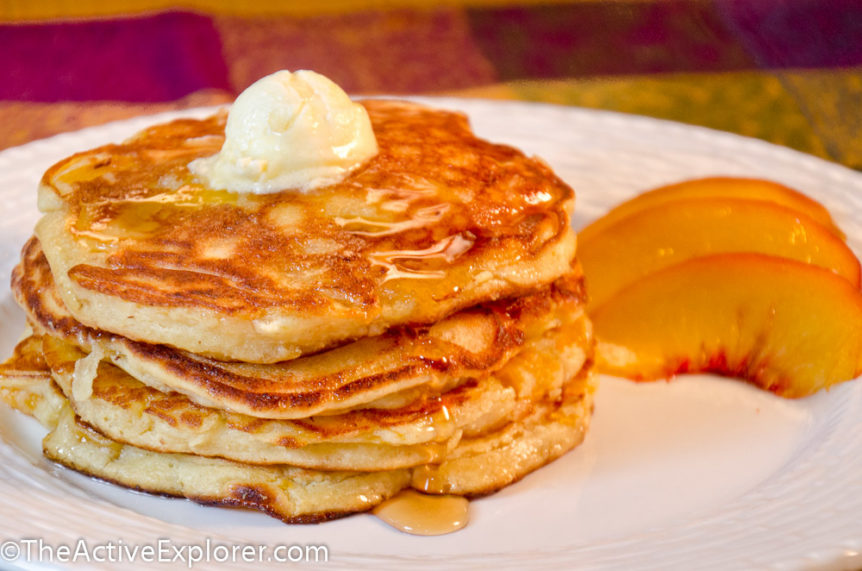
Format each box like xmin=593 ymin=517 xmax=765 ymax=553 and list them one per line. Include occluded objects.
xmin=372 ymin=490 xmax=469 ymax=536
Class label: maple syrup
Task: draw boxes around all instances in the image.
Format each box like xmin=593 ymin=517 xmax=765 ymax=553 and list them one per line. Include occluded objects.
xmin=373 ymin=489 xmax=469 ymax=535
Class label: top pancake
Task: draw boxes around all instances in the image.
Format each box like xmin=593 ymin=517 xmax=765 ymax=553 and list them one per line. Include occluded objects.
xmin=35 ymin=100 xmax=576 ymax=363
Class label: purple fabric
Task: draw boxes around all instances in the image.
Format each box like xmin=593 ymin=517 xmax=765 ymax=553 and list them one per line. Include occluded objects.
xmin=1 ymin=2 xmax=861 ymax=103
xmin=465 ymin=1 xmax=757 ymax=80
xmin=719 ymin=0 xmax=862 ymax=68
xmin=0 ymin=12 xmax=230 ymax=102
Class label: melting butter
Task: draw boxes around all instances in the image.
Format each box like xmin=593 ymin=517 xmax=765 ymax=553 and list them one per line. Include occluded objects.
xmin=189 ymin=70 xmax=377 ymax=194
xmin=373 ymin=490 xmax=469 ymax=536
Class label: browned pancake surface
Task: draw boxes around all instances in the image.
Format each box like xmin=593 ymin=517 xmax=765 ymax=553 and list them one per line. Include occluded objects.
xmin=15 ymin=236 xmax=589 ymax=418
xmin=36 ymin=100 xmax=576 ymax=361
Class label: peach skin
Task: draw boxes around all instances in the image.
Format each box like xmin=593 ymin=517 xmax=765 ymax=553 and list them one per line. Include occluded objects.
xmin=592 ymin=253 xmax=862 ymax=398
xmin=579 ymin=177 xmax=845 ymax=243
xmin=579 ymin=197 xmax=861 ymax=311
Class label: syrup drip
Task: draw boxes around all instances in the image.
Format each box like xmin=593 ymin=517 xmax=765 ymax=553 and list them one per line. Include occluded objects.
xmin=334 ymin=203 xmax=449 ymax=236
xmin=369 ymin=233 xmax=475 ymax=282
xmin=372 ymin=489 xmax=469 ymax=536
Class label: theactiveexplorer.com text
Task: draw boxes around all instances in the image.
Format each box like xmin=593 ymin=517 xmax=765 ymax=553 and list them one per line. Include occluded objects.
xmin=0 ymin=537 xmax=329 ymax=567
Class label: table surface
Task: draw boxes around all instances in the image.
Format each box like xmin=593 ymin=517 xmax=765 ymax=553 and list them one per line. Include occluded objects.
xmin=1 ymin=0 xmax=861 ymax=171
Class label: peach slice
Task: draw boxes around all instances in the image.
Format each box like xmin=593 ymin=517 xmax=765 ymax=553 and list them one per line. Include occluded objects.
xmin=592 ymin=253 xmax=862 ymax=397
xmin=579 ymin=197 xmax=861 ymax=310
xmin=579 ymin=177 xmax=845 ymax=242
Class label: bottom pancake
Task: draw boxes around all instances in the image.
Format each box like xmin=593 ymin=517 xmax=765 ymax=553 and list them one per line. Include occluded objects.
xmin=45 ymin=407 xmax=412 ymax=524
xmin=50 ymin=380 xmax=593 ymax=522
xmin=0 ymin=339 xmax=596 ymax=524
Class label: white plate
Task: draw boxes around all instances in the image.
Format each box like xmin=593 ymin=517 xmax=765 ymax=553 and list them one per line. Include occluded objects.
xmin=1 ymin=98 xmax=861 ymax=571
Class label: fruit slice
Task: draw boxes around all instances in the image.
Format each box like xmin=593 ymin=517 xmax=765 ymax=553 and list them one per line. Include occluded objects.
xmin=592 ymin=253 xmax=862 ymax=398
xmin=579 ymin=177 xmax=845 ymax=242
xmin=579 ymin=197 xmax=861 ymax=310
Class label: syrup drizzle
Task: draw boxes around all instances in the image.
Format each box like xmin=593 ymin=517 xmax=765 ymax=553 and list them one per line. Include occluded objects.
xmin=368 ymin=233 xmax=475 ymax=282
xmin=373 ymin=489 xmax=469 ymax=536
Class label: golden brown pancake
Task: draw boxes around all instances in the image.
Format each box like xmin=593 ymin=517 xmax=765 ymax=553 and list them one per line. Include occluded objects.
xmin=1 ymin=342 xmax=595 ymax=523
xmin=16 ymin=236 xmax=589 ymax=419
xmin=43 ymin=335 xmax=484 ymax=470
xmin=2 ymin=94 xmax=597 ymax=527
xmin=35 ymin=100 xmax=577 ymax=363
xmin=45 ymin=383 xmax=593 ymax=522
xmin=45 ymin=406 xmax=412 ymax=524
xmin=0 ymin=334 xmax=65 ymax=428
xmin=412 ymin=367 xmax=595 ymax=497
xmin=39 ymin=292 xmax=589 ymax=470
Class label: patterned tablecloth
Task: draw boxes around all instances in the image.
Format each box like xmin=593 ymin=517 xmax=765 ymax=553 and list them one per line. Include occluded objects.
xmin=1 ymin=0 xmax=861 ymax=170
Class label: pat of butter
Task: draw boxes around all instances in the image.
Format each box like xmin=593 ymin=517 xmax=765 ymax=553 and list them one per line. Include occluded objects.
xmin=189 ymin=70 xmax=378 ymax=194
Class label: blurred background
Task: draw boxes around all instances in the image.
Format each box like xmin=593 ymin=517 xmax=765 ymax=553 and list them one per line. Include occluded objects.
xmin=1 ymin=0 xmax=861 ymax=169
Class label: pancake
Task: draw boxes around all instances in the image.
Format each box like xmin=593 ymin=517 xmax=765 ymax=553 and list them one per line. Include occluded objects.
xmin=15 ymin=236 xmax=589 ymax=419
xmin=0 ymin=334 xmax=65 ymax=428
xmin=46 ymin=379 xmax=593 ymax=522
xmin=0 ymin=345 xmax=412 ymax=522
xmin=39 ymin=285 xmax=590 ymax=471
xmin=412 ymin=368 xmax=595 ymax=497
xmin=35 ymin=100 xmax=577 ymax=363
xmin=46 ymin=407 xmax=412 ymax=524
xmin=42 ymin=336 xmax=492 ymax=470
xmin=2 ymin=86 xmax=598 ymax=528
xmin=1 ymin=344 xmax=595 ymax=523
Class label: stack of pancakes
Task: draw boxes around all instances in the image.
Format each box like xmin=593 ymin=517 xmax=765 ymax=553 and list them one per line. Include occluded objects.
xmin=0 ymin=100 xmax=595 ymax=523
